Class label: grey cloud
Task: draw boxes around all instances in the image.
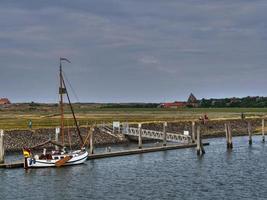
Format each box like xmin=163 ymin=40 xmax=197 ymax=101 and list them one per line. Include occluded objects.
xmin=1 ymin=0 xmax=267 ymax=102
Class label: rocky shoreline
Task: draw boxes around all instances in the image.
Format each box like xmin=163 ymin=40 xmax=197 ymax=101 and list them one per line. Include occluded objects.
xmin=4 ymin=127 xmax=128 ymax=152
xmin=3 ymin=118 xmax=263 ymax=152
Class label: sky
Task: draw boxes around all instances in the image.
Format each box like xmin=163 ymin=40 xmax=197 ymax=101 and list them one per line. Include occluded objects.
xmin=1 ymin=0 xmax=267 ymax=103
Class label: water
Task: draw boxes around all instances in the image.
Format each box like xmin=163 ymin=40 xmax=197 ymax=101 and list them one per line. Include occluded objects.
xmin=1 ymin=136 xmax=267 ymax=200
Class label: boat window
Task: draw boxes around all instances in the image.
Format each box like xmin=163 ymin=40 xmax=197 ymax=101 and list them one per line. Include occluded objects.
xmin=54 ymin=157 xmax=59 ymax=160
xmin=60 ymin=156 xmax=64 ymax=159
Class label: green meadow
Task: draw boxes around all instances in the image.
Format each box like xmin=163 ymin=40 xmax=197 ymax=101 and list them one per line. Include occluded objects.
xmin=1 ymin=103 xmax=267 ymax=130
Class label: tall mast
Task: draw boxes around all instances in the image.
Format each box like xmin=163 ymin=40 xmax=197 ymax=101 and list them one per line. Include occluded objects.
xmin=60 ymin=60 xmax=64 ymax=145
xmin=59 ymin=57 xmax=83 ymax=147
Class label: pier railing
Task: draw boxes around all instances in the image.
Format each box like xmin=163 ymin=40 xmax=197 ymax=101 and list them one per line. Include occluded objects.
xmin=124 ymin=127 xmax=191 ymax=143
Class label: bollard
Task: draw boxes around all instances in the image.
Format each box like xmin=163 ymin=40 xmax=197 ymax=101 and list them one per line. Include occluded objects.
xmin=138 ymin=123 xmax=142 ymax=149
xmin=248 ymin=122 xmax=252 ymax=145
xmin=192 ymin=121 xmax=196 ymax=143
xmin=262 ymin=119 xmax=265 ymax=143
xmin=196 ymin=126 xmax=205 ymax=155
xmin=0 ymin=130 xmax=4 ymax=164
xmin=163 ymin=122 xmax=167 ymax=146
xmin=89 ymin=127 xmax=94 ymax=154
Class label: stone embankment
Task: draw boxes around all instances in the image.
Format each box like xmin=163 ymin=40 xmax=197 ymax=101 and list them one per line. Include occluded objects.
xmin=141 ymin=118 xmax=262 ymax=138
xmin=4 ymin=127 xmax=128 ymax=152
xmin=2 ymin=118 xmax=263 ymax=152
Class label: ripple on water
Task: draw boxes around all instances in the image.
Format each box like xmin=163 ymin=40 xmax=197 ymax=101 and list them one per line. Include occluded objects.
xmin=1 ymin=136 xmax=267 ymax=200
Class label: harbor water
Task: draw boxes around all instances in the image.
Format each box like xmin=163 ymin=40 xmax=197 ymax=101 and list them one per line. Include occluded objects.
xmin=1 ymin=136 xmax=267 ymax=200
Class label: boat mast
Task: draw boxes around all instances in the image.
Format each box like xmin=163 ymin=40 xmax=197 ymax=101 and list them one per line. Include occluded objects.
xmin=59 ymin=57 xmax=84 ymax=147
xmin=59 ymin=60 xmax=65 ymax=146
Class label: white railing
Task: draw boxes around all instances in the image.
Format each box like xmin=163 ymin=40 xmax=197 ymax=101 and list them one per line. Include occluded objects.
xmin=124 ymin=127 xmax=191 ymax=143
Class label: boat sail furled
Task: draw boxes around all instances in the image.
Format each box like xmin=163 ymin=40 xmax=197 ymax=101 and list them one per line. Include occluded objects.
xmin=23 ymin=58 xmax=88 ymax=168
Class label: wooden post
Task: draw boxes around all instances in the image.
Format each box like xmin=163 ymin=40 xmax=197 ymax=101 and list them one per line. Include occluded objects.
xmin=227 ymin=123 xmax=233 ymax=149
xmin=55 ymin=127 xmax=60 ymax=151
xmin=262 ymin=119 xmax=265 ymax=142
xmin=225 ymin=123 xmax=229 ymax=148
xmin=192 ymin=121 xmax=196 ymax=143
xmin=163 ymin=122 xmax=167 ymax=146
xmin=196 ymin=126 xmax=200 ymax=155
xmin=196 ymin=126 xmax=205 ymax=155
xmin=89 ymin=127 xmax=94 ymax=154
xmin=138 ymin=123 xmax=142 ymax=149
xmin=200 ymin=128 xmax=205 ymax=155
xmin=248 ymin=122 xmax=252 ymax=145
xmin=0 ymin=130 xmax=4 ymax=164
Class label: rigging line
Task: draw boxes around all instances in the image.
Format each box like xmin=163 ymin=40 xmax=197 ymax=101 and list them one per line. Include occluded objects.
xmin=62 ymin=71 xmax=80 ymax=103
xmin=61 ymin=75 xmax=84 ymax=146
xmin=67 ymin=119 xmax=72 ymax=151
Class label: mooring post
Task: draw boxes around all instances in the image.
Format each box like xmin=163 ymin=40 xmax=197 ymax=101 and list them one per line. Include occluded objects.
xmin=196 ymin=126 xmax=205 ymax=155
xmin=227 ymin=123 xmax=233 ymax=149
xmin=262 ymin=119 xmax=265 ymax=142
xmin=225 ymin=123 xmax=229 ymax=148
xmin=196 ymin=126 xmax=200 ymax=155
xmin=0 ymin=130 xmax=4 ymax=164
xmin=192 ymin=121 xmax=196 ymax=143
xmin=248 ymin=121 xmax=252 ymax=145
xmin=163 ymin=122 xmax=167 ymax=146
xmin=138 ymin=123 xmax=142 ymax=149
xmin=89 ymin=127 xmax=94 ymax=154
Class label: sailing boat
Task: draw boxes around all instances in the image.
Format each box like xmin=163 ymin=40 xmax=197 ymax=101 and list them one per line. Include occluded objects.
xmin=23 ymin=58 xmax=88 ymax=168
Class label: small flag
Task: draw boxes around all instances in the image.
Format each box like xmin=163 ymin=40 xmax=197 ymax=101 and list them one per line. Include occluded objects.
xmin=23 ymin=149 xmax=31 ymax=158
xmin=60 ymin=57 xmax=71 ymax=63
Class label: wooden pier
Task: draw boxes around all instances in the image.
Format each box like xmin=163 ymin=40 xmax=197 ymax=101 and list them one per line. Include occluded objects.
xmin=0 ymin=142 xmax=209 ymax=169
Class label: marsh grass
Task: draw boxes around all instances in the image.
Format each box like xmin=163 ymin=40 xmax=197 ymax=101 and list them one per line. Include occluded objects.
xmin=1 ymin=104 xmax=267 ymax=130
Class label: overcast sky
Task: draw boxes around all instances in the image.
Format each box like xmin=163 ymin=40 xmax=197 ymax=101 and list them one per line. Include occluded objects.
xmin=1 ymin=0 xmax=267 ymax=103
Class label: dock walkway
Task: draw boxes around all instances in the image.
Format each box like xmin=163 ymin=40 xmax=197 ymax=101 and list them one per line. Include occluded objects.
xmin=0 ymin=143 xmax=209 ymax=169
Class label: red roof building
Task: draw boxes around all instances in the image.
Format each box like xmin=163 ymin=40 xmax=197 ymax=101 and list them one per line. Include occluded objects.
xmin=0 ymin=98 xmax=11 ymax=105
xmin=160 ymin=102 xmax=187 ymax=108
xmin=160 ymin=93 xmax=199 ymax=108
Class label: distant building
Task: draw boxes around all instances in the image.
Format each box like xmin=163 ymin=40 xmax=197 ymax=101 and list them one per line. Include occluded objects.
xmin=187 ymin=93 xmax=197 ymax=103
xmin=160 ymin=102 xmax=187 ymax=108
xmin=0 ymin=98 xmax=11 ymax=105
xmin=160 ymin=93 xmax=198 ymax=108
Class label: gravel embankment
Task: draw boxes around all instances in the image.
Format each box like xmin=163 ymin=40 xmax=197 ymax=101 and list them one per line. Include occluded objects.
xmin=3 ymin=118 xmax=263 ymax=152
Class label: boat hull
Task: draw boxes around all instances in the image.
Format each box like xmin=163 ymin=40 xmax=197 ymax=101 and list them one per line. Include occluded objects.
xmin=25 ymin=150 xmax=88 ymax=168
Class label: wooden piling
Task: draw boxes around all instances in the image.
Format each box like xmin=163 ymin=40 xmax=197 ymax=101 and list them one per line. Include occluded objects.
xmin=0 ymin=130 xmax=4 ymax=164
xmin=163 ymin=122 xmax=167 ymax=146
xmin=225 ymin=123 xmax=229 ymax=148
xmin=89 ymin=127 xmax=94 ymax=154
xmin=192 ymin=121 xmax=196 ymax=143
xmin=196 ymin=126 xmax=205 ymax=155
xmin=248 ymin=122 xmax=252 ymax=145
xmin=227 ymin=123 xmax=233 ymax=149
xmin=138 ymin=123 xmax=142 ymax=149
xmin=262 ymin=119 xmax=265 ymax=142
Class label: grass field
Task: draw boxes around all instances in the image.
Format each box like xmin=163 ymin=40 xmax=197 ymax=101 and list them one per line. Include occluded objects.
xmin=1 ymin=104 xmax=267 ymax=130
